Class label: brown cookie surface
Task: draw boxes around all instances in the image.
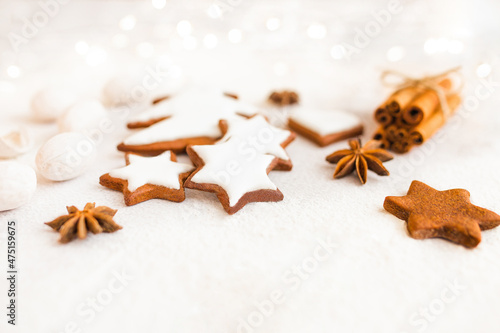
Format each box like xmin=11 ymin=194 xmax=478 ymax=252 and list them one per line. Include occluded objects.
xmin=384 ymin=180 xmax=500 ymax=248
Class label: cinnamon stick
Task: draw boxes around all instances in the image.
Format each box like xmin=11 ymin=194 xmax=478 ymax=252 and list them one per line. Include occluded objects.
xmin=395 ymin=127 xmax=409 ymax=142
xmin=391 ymin=140 xmax=412 ymax=154
xmin=409 ymin=94 xmax=461 ymax=145
xmin=378 ymin=86 xmax=422 ymax=117
xmin=385 ymin=124 xmax=398 ymax=143
xmin=372 ymin=126 xmax=390 ymax=149
xmin=401 ymin=79 xmax=452 ymax=126
xmin=374 ymin=108 xmax=394 ymax=127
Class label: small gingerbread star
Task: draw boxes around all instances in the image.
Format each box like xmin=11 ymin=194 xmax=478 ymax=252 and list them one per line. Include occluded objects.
xmin=384 ymin=180 xmax=500 ymax=248
xmin=100 ymin=151 xmax=194 ymax=206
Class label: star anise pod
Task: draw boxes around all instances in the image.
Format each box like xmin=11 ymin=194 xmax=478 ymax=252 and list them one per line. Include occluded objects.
xmin=326 ymin=139 xmax=393 ymax=184
xmin=268 ymin=90 xmax=300 ymax=106
xmin=45 ymin=203 xmax=122 ymax=243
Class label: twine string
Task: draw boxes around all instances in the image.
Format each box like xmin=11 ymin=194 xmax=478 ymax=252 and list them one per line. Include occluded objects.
xmin=381 ymin=66 xmax=463 ymax=119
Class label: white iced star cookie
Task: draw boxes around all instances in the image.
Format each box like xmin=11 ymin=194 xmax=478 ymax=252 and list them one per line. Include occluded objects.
xmin=100 ymin=151 xmax=194 ymax=206
xmin=218 ymin=115 xmax=295 ymax=170
xmin=118 ymin=86 xmax=259 ymax=155
xmin=185 ymin=115 xmax=295 ymax=214
xmin=288 ymin=108 xmax=363 ymax=146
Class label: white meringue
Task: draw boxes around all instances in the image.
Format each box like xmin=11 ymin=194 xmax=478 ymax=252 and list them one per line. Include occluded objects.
xmin=58 ymin=100 xmax=108 ymax=133
xmin=36 ymin=132 xmax=97 ymax=181
xmin=0 ymin=127 xmax=33 ymax=158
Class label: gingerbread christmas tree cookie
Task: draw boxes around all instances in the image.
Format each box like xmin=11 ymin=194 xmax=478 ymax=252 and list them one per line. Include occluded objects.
xmin=384 ymin=180 xmax=500 ymax=248
xmin=100 ymin=151 xmax=194 ymax=206
xmin=118 ymin=87 xmax=259 ymax=155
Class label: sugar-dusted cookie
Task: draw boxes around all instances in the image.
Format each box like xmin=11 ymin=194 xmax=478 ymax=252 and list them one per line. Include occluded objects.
xmin=100 ymin=151 xmax=194 ymax=206
xmin=218 ymin=115 xmax=296 ymax=171
xmin=384 ymin=180 xmax=500 ymax=248
xmin=288 ymin=108 xmax=363 ymax=147
xmin=118 ymin=87 xmax=258 ymax=155
xmin=185 ymin=115 xmax=295 ymax=214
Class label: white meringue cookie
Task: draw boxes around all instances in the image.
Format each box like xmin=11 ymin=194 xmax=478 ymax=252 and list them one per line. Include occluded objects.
xmin=0 ymin=126 xmax=33 ymax=158
xmin=36 ymin=132 xmax=97 ymax=181
xmin=58 ymin=100 xmax=108 ymax=133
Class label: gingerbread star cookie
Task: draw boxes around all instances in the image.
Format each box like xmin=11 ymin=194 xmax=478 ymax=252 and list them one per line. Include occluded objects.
xmin=185 ymin=115 xmax=295 ymax=214
xmin=384 ymin=180 xmax=500 ymax=248
xmin=218 ymin=114 xmax=296 ymax=171
xmin=288 ymin=108 xmax=363 ymax=146
xmin=100 ymin=151 xmax=194 ymax=206
xmin=117 ymin=87 xmax=259 ymax=156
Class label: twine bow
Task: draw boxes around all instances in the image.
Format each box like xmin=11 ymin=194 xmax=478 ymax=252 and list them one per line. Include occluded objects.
xmin=381 ymin=66 xmax=463 ymax=118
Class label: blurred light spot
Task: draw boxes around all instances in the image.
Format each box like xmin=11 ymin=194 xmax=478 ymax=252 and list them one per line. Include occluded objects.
xmin=476 ymin=63 xmax=491 ymax=78
xmin=386 ymin=46 xmax=405 ymax=62
xmin=119 ymin=15 xmax=136 ymax=31
xmin=266 ymin=18 xmax=281 ymax=31
xmin=307 ymin=23 xmax=327 ymax=39
xmin=183 ymin=36 xmax=197 ymax=50
xmin=330 ymin=44 xmax=345 ymax=60
xmin=436 ymin=38 xmax=449 ymax=53
xmin=152 ymin=0 xmax=166 ymax=9
xmin=273 ymin=62 xmax=288 ymax=76
xmin=448 ymin=40 xmax=464 ymax=54
xmin=228 ymin=29 xmax=242 ymax=43
xmin=137 ymin=42 xmax=154 ymax=58
xmin=203 ymin=34 xmax=218 ymax=49
xmin=86 ymin=48 xmax=107 ymax=66
xmin=75 ymin=41 xmax=89 ymax=55
xmin=424 ymin=38 xmax=438 ymax=55
xmin=425 ymin=38 xmax=450 ymax=54
xmin=177 ymin=20 xmax=192 ymax=37
xmin=112 ymin=34 xmax=129 ymax=48
xmin=6 ymin=65 xmax=21 ymax=78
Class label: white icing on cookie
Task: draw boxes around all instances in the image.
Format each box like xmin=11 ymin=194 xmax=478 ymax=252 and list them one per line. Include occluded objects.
xmin=289 ymin=108 xmax=362 ymax=137
xmin=109 ymin=151 xmax=194 ymax=192
xmin=190 ymin=139 xmax=277 ymax=207
xmin=188 ymin=116 xmax=293 ymax=207
xmin=124 ymin=87 xmax=258 ymax=145
xmin=219 ymin=115 xmax=291 ymax=161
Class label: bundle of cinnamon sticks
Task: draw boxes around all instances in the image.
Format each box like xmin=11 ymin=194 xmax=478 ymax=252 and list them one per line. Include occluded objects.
xmin=373 ymin=78 xmax=461 ymax=153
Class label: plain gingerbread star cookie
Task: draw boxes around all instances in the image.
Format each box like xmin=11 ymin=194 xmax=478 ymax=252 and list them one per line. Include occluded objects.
xmin=384 ymin=180 xmax=500 ymax=248
xmin=100 ymin=151 xmax=194 ymax=206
